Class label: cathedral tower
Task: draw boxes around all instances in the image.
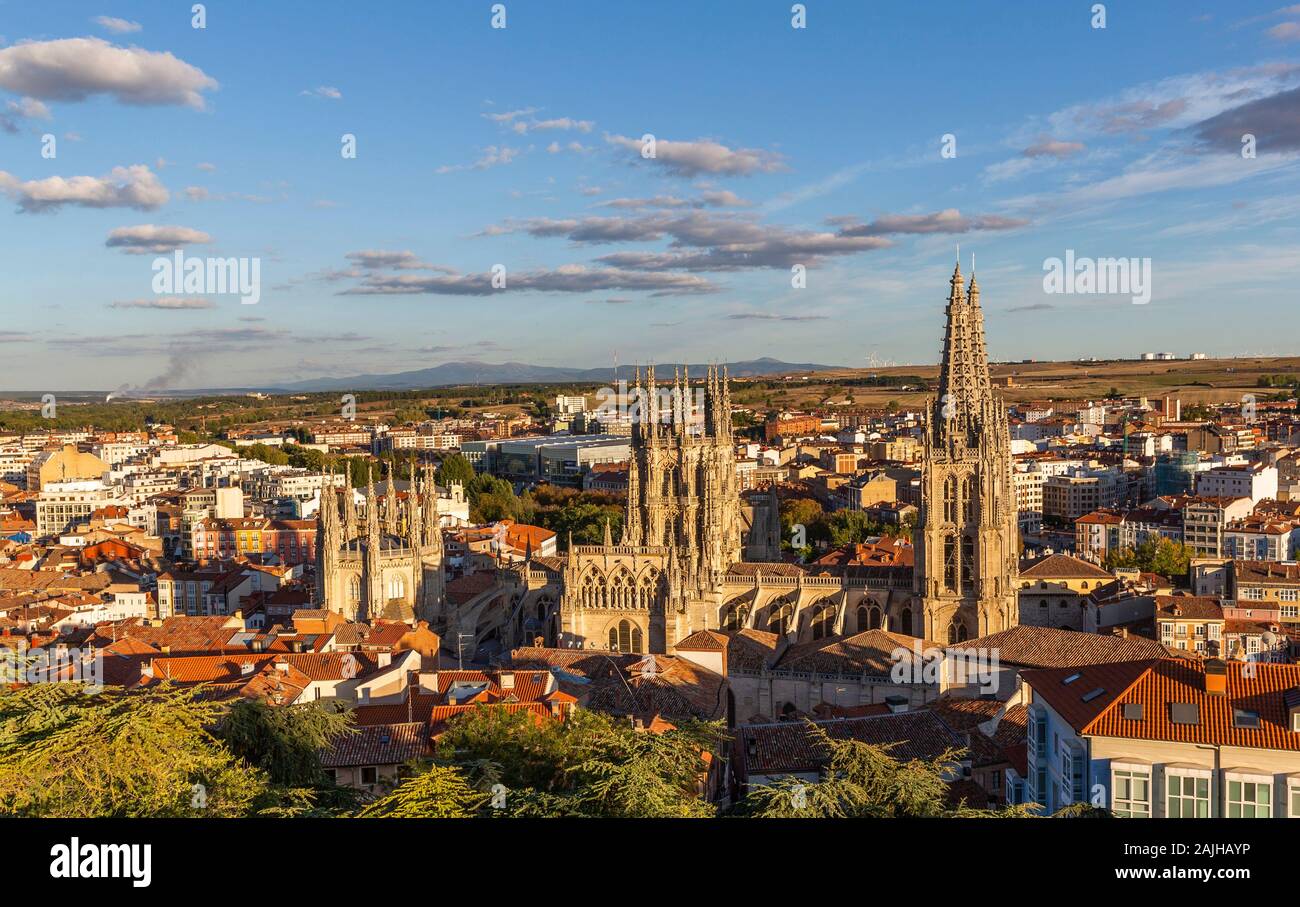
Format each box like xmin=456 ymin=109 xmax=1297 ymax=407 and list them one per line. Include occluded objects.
xmin=914 ymin=260 xmax=1019 ymax=642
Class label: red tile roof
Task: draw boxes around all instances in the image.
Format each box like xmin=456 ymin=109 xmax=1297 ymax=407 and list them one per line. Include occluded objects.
xmin=1026 ymin=658 xmax=1300 ymax=752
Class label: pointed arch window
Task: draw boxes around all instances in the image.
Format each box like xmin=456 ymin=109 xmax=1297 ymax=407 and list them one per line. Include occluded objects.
xmin=899 ymin=608 xmax=913 ymax=636
xmin=948 ymin=617 xmax=969 ymax=644
xmin=608 ymin=619 xmax=643 ymax=654
xmin=961 ymin=535 xmax=976 ymax=592
xmin=768 ymin=603 xmax=794 ymax=636
xmin=811 ymin=604 xmax=836 ymax=640
xmin=723 ymin=604 xmax=750 ymax=631
xmin=944 ymin=476 xmax=958 ymax=523
xmin=962 ymin=475 xmax=976 ymax=522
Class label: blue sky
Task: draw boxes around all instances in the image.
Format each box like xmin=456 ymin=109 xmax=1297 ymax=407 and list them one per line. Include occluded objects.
xmin=2 ymin=0 xmax=1299 ymax=391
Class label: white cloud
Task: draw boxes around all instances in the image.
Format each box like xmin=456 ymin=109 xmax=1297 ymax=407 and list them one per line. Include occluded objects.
xmin=435 ymin=145 xmax=522 ymax=174
xmin=0 ymin=37 xmax=217 ymax=109
xmin=301 ymin=85 xmax=342 ymax=99
xmin=1024 ymin=138 xmax=1086 ymax=158
xmin=92 ymin=16 xmax=142 ymax=34
xmin=105 ymin=224 xmax=212 ymax=254
xmin=606 ymin=134 xmax=786 ymax=177
xmin=110 ymin=297 xmax=215 ymax=310
xmin=0 ymin=164 xmax=168 ymax=213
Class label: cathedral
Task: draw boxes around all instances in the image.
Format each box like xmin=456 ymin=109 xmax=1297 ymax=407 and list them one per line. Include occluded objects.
xmin=315 ymin=466 xmax=445 ymax=622
xmin=913 ymin=260 xmax=1020 ymax=641
xmin=355 ymin=263 xmax=1018 ymax=657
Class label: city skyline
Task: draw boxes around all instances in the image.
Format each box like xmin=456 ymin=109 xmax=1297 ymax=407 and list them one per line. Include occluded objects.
xmin=2 ymin=1 xmax=1300 ymax=391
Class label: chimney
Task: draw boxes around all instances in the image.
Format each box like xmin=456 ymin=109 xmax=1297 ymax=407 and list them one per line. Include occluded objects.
xmin=1204 ymin=658 xmax=1227 ymax=696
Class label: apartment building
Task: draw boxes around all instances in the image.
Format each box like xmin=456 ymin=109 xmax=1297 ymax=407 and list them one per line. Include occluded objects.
xmin=1224 ymin=514 xmax=1300 ymax=562
xmin=1154 ymin=594 xmax=1225 ymax=655
xmin=1231 ymin=561 xmax=1300 ymax=632
xmin=1196 ymin=463 xmax=1278 ymax=505
xmin=26 ymin=444 xmax=108 ymax=492
xmin=1023 ymin=658 xmax=1300 ymax=818
xmin=1182 ymin=495 xmax=1254 ymax=557
xmin=34 ymin=480 xmax=122 ymax=538
xmin=1013 ymin=465 xmax=1045 ymax=535
xmin=1043 ymin=470 xmax=1122 ymax=521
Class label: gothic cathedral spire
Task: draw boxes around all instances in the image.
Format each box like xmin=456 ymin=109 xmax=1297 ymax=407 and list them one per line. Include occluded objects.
xmin=916 ymin=262 xmax=1019 ymax=642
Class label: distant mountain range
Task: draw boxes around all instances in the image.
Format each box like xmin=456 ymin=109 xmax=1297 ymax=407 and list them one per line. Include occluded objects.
xmin=271 ymin=357 xmax=841 ymax=392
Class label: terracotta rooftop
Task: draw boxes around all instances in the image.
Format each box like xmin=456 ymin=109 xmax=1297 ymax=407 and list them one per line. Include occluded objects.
xmin=736 ymin=710 xmax=962 ymax=776
xmin=1154 ymin=595 xmax=1225 ymax=621
xmin=949 ymin=625 xmax=1172 ymax=669
xmin=320 ymin=721 xmax=430 ymax=768
xmin=1018 ymin=553 xmax=1112 ymax=580
xmin=1025 ymin=658 xmax=1300 ymax=752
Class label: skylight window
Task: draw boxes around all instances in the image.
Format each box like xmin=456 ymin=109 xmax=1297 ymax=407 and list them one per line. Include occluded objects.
xmin=1081 ymin=687 xmax=1105 ymax=703
xmin=1170 ymin=702 xmax=1200 ymax=725
xmin=1232 ymin=708 xmax=1260 ymax=729
xmin=1122 ymin=703 xmax=1143 ymax=721
xmin=1062 ymin=672 xmax=1083 ymax=685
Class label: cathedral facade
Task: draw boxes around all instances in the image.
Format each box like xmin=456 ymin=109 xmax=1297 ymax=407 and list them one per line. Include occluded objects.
xmin=424 ymin=264 xmax=1018 ymax=657
xmin=316 ymin=467 xmax=445 ymax=622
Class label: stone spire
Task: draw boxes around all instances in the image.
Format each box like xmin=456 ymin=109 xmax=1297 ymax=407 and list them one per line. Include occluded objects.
xmin=934 ymin=259 xmax=995 ymax=442
xmin=342 ymin=471 xmax=358 ymax=544
xmin=384 ymin=466 xmax=398 ymax=535
xmin=720 ymin=365 xmax=732 ymax=439
xmin=422 ymin=465 xmax=440 ymax=554
xmin=365 ymin=465 xmax=381 ymax=618
xmin=316 ymin=469 xmax=338 ymax=605
xmin=917 ymin=261 xmax=1019 ymax=643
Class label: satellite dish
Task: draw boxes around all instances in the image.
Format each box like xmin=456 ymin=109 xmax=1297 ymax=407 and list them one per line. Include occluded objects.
xmin=1263 ymin=631 xmax=1278 ymax=647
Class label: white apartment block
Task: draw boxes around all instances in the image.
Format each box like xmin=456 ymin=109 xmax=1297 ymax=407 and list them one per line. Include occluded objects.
xmin=34 ymin=480 xmax=123 ymax=538
xmin=1197 ymin=464 xmax=1278 ymax=506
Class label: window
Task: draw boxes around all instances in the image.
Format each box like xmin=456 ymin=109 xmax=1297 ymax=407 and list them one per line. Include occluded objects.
xmin=1290 ymin=785 xmax=1300 ymax=818
xmin=1226 ymin=777 xmax=1271 ymax=818
xmin=811 ymin=605 xmax=835 ymax=640
xmin=1112 ymin=767 xmax=1151 ymax=818
xmin=768 ymin=603 xmax=794 ymax=636
xmin=608 ymin=619 xmax=643 ymax=654
xmin=360 ymin=766 xmax=378 ymax=786
xmin=1166 ymin=773 xmax=1210 ymax=818
xmin=1233 ymin=708 xmax=1261 ymax=729
xmin=1027 ymin=707 xmax=1049 ymax=809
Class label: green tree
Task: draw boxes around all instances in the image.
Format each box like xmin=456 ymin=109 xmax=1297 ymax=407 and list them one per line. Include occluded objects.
xmin=431 ymin=706 xmax=721 ymax=818
xmin=0 ymin=684 xmax=263 ymax=818
xmin=739 ymin=723 xmax=1029 ymax=819
xmin=216 ymin=698 xmax=354 ymax=790
xmin=356 ymin=764 xmax=486 ymax=818
xmin=541 ymin=501 xmax=623 ymax=547
xmin=436 ymin=453 xmax=476 ymax=487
